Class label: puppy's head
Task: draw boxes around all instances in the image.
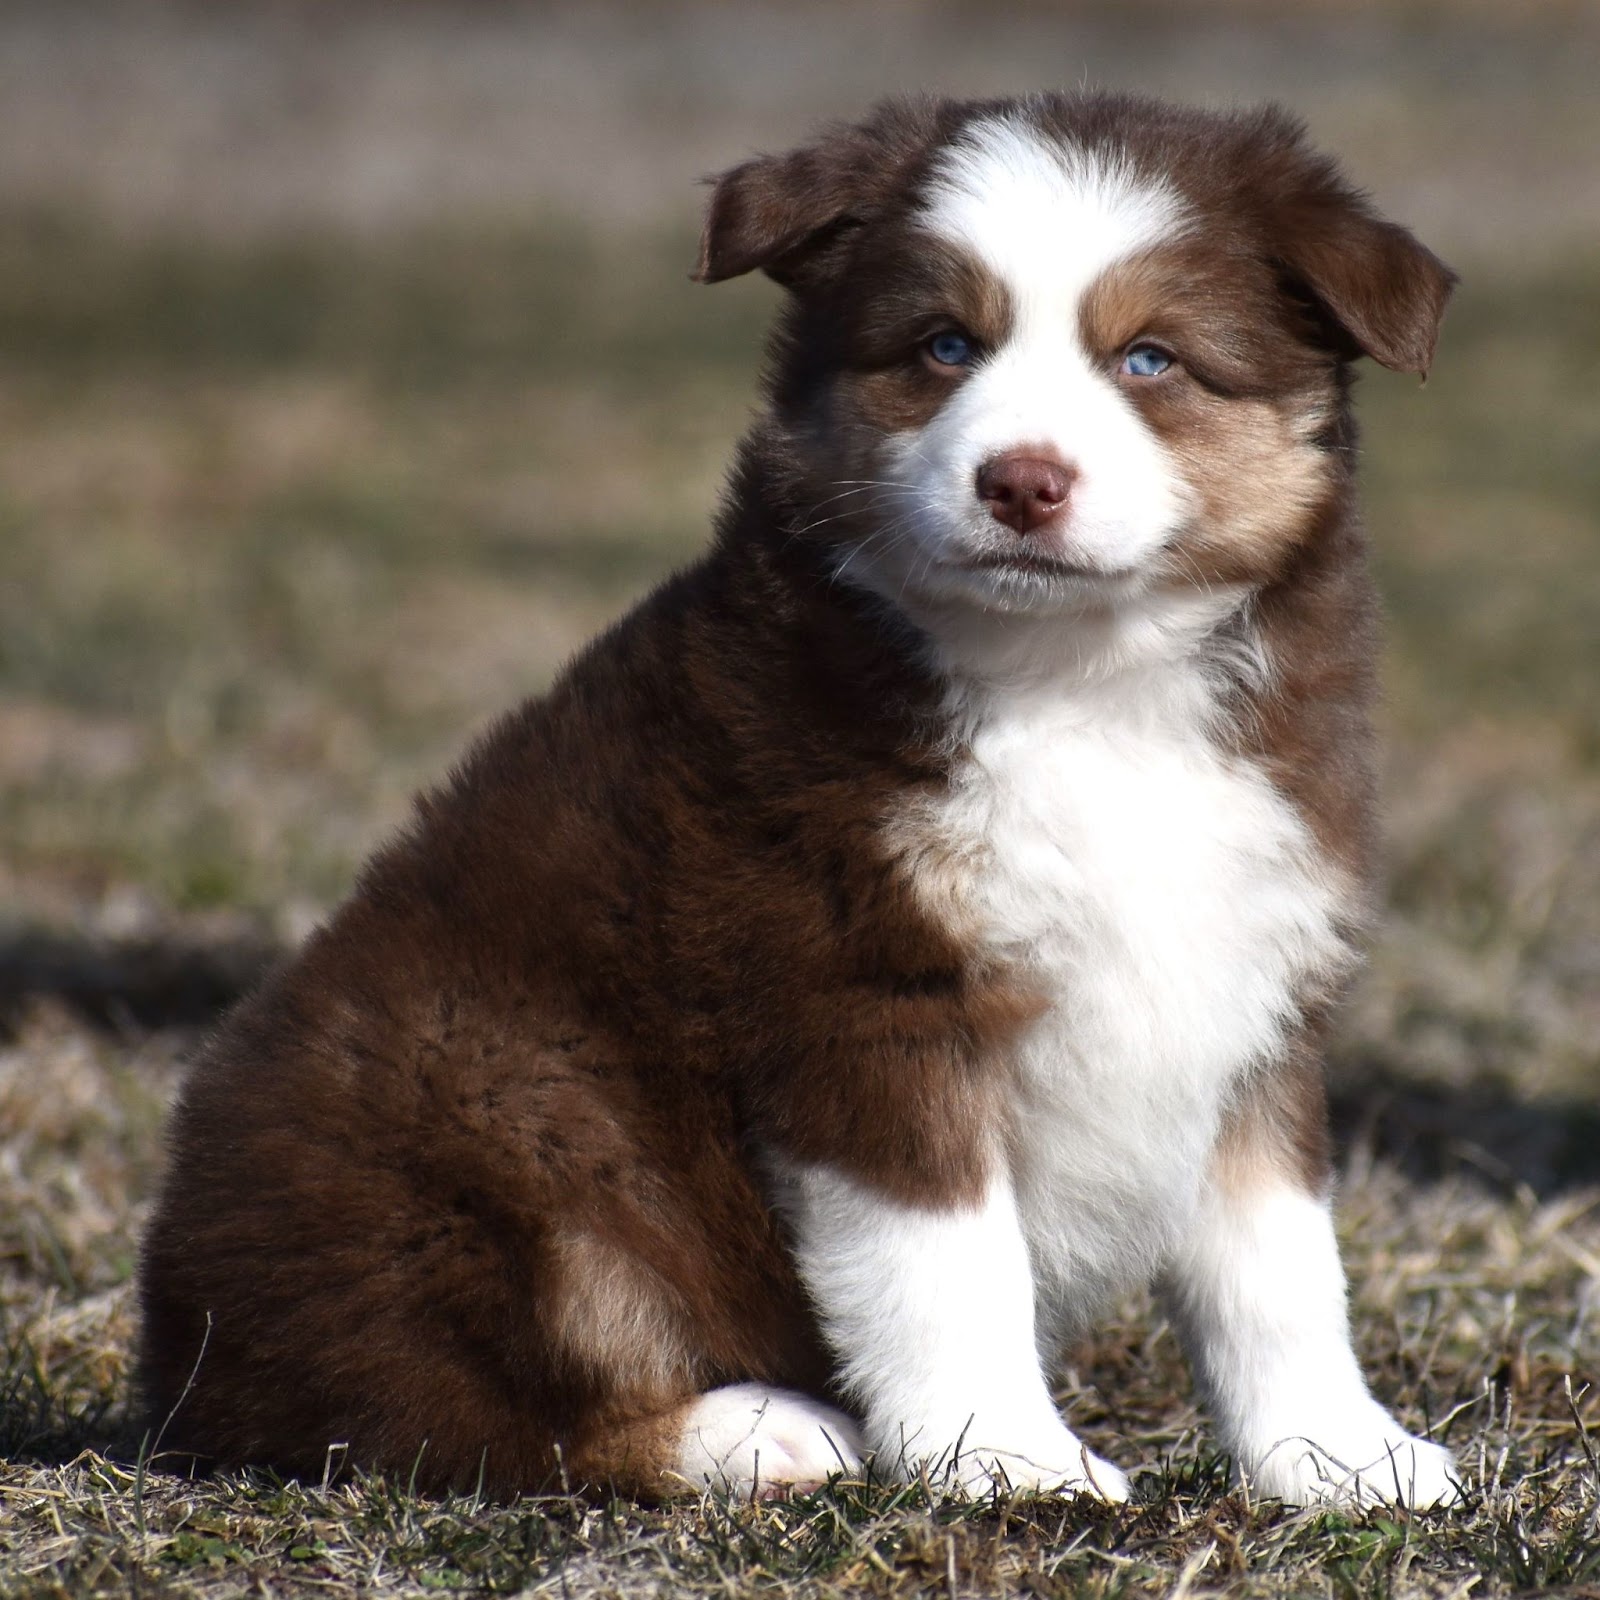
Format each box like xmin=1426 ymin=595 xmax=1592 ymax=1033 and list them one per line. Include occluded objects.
xmin=699 ymin=94 xmax=1454 ymax=619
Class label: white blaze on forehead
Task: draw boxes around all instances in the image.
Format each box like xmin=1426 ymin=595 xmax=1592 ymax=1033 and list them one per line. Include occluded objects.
xmin=919 ymin=115 xmax=1187 ymax=319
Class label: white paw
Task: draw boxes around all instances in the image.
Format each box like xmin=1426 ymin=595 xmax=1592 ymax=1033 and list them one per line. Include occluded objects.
xmin=884 ymin=1420 xmax=1131 ymax=1503
xmin=1242 ymin=1409 xmax=1462 ymax=1509
xmin=673 ymin=1384 xmax=863 ymax=1497
xmin=955 ymin=1441 xmax=1132 ymax=1503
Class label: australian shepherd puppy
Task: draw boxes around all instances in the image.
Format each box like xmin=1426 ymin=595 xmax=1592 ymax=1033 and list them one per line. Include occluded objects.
xmin=140 ymin=92 xmax=1460 ymax=1509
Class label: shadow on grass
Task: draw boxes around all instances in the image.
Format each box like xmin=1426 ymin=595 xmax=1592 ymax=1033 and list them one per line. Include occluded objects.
xmin=0 ymin=1338 xmax=144 ymax=1468
xmin=1331 ymin=1065 xmax=1600 ymax=1199
xmin=0 ymin=928 xmax=278 ymax=1036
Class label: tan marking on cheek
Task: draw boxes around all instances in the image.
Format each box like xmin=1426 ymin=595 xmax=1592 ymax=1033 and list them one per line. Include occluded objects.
xmin=840 ymin=368 xmax=957 ymax=436
xmin=1158 ymin=394 xmax=1337 ymax=584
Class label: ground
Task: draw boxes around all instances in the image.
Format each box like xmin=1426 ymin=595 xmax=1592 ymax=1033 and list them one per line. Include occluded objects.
xmin=2 ymin=4 xmax=1599 ymax=1596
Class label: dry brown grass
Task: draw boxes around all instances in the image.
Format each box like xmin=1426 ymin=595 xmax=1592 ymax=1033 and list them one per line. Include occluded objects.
xmin=4 ymin=1004 xmax=1600 ymax=1597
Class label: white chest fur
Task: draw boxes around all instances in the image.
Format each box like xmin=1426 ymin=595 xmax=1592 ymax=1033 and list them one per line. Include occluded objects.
xmin=902 ymin=648 xmax=1352 ymax=1352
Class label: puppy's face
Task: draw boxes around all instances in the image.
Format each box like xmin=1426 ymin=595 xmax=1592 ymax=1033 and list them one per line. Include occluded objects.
xmin=826 ymin=118 xmax=1345 ymax=614
xmin=699 ymin=96 xmax=1454 ymax=620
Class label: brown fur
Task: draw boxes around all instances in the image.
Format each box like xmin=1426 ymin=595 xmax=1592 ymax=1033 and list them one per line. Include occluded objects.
xmin=138 ymin=535 xmax=1032 ymax=1497
xmin=139 ymin=91 xmax=1453 ymax=1501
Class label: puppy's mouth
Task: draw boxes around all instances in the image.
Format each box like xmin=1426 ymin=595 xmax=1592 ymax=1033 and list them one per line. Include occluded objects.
xmin=952 ymin=551 xmax=1138 ymax=584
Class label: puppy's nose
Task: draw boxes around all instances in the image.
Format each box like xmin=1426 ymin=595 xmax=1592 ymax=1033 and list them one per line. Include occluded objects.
xmin=975 ymin=453 xmax=1076 ymax=535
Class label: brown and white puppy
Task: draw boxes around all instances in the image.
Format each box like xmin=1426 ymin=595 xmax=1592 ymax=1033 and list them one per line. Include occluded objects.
xmin=139 ymin=92 xmax=1459 ymax=1509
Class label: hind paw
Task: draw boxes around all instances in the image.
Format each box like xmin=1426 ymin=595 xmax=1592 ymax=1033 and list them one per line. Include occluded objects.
xmin=673 ymin=1384 xmax=863 ymax=1497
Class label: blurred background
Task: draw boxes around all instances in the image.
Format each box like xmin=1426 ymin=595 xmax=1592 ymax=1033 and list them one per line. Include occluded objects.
xmin=0 ymin=0 xmax=1596 ymax=1159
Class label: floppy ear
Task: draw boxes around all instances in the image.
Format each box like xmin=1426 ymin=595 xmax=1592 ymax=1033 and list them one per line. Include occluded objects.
xmin=693 ymin=98 xmax=944 ymax=289
xmin=1267 ymin=146 xmax=1457 ymax=375
xmin=693 ymin=144 xmax=863 ymax=287
xmin=1277 ymin=206 xmax=1457 ymax=375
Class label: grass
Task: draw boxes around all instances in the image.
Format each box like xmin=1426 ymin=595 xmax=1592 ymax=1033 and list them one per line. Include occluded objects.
xmin=1 ymin=206 xmax=1597 ymax=1596
xmin=2 ymin=1003 xmax=1598 ymax=1597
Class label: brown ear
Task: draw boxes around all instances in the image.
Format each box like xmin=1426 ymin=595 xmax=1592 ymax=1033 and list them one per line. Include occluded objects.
xmin=693 ymin=98 xmax=944 ymax=289
xmin=1279 ymin=210 xmax=1456 ymax=376
xmin=693 ymin=146 xmax=862 ymax=287
xmin=1267 ymin=146 xmax=1457 ymax=375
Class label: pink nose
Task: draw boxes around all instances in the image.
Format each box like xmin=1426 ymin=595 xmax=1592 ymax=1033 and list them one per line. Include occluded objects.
xmin=975 ymin=453 xmax=1076 ymax=535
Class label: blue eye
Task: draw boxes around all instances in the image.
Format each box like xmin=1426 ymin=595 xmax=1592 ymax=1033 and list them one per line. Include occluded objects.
xmin=926 ymin=330 xmax=974 ymax=368
xmin=1122 ymin=343 xmax=1173 ymax=378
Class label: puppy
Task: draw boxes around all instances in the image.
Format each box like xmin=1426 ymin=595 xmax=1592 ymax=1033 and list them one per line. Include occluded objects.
xmin=140 ymin=92 xmax=1459 ymax=1509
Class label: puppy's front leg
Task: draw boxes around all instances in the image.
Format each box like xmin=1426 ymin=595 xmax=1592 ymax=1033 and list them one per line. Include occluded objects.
xmin=783 ymin=1160 xmax=1129 ymax=1500
xmin=1163 ymin=1093 xmax=1459 ymax=1509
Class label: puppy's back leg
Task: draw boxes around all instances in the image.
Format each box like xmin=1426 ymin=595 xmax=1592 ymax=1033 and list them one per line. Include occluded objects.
xmin=577 ymin=1386 xmax=862 ymax=1500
